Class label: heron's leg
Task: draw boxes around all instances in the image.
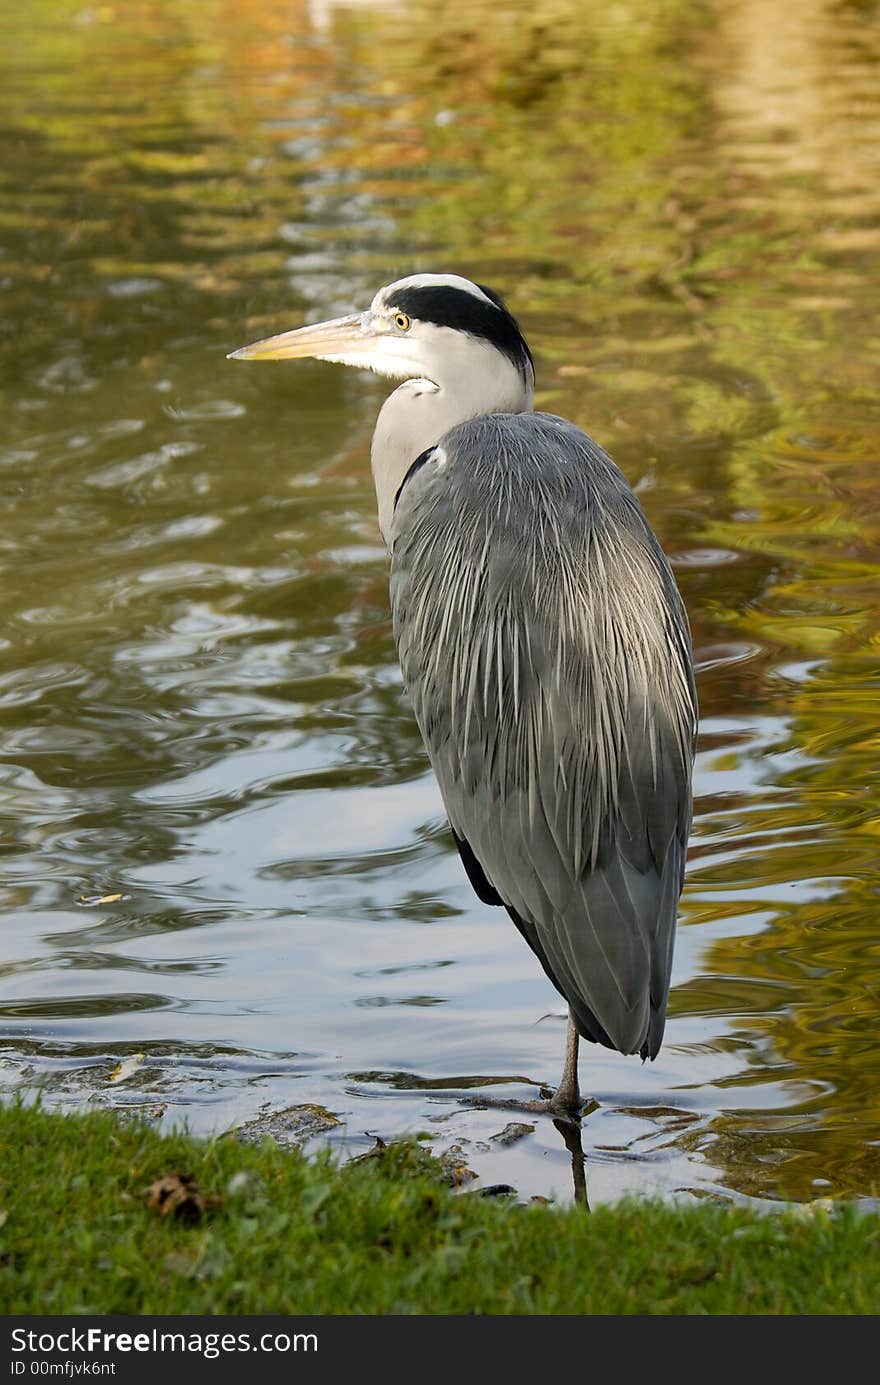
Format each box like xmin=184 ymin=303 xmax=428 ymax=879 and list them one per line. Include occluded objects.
xmin=550 ymin=1016 xmax=587 ymax=1206
xmin=458 ymin=1010 xmax=587 ymax=1119
xmin=549 ymin=1011 xmax=580 ymax=1116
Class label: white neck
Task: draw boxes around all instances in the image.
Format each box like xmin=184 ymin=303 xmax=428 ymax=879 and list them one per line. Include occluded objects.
xmin=370 ymin=333 xmax=532 ymax=544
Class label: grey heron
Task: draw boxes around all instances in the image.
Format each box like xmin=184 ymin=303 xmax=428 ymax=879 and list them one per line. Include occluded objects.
xmin=229 ymin=273 xmax=698 ymax=1118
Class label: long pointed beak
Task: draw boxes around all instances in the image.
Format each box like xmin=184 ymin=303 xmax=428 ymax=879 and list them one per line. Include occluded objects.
xmin=227 ymin=312 xmax=370 ymax=362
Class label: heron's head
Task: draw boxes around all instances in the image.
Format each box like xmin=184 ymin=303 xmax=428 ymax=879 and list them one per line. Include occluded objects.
xmin=228 ymin=273 xmax=534 ymax=403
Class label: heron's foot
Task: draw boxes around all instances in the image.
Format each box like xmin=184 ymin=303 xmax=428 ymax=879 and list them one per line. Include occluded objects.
xmin=456 ymin=1086 xmax=593 ymax=1208
xmin=459 ymin=1089 xmax=597 ymax=1123
xmin=545 ymin=1083 xmax=586 ymax=1125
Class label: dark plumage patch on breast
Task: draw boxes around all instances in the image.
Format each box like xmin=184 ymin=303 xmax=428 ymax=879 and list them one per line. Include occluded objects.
xmin=393 ymin=446 xmax=437 ymax=514
xmin=390 ymin=284 xmax=533 ymax=384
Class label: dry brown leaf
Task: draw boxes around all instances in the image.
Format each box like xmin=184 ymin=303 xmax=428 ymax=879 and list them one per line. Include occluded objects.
xmin=143 ymin=1172 xmax=213 ymax=1225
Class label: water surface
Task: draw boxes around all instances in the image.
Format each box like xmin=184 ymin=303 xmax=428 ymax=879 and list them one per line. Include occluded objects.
xmin=1 ymin=0 xmax=879 ymax=1206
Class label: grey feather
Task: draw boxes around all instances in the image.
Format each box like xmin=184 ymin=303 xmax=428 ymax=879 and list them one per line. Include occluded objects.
xmin=390 ymin=412 xmax=697 ymax=1059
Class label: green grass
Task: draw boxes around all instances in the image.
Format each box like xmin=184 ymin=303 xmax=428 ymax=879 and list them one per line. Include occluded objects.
xmin=1 ymin=1102 xmax=878 ymax=1314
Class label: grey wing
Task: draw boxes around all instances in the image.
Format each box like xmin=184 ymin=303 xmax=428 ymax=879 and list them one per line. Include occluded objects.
xmin=390 ymin=413 xmax=697 ymax=1059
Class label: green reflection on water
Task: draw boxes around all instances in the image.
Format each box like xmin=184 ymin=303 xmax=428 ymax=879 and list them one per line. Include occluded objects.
xmin=0 ymin=0 xmax=879 ymax=1205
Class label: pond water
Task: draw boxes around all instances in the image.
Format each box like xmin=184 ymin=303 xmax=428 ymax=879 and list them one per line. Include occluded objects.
xmin=1 ymin=0 xmax=879 ymax=1207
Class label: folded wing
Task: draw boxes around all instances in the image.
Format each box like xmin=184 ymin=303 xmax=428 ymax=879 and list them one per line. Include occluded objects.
xmin=390 ymin=413 xmax=697 ymax=1058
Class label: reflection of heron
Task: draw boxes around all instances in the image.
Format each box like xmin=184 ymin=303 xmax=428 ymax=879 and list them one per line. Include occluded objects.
xmin=230 ymin=273 xmax=698 ymax=1119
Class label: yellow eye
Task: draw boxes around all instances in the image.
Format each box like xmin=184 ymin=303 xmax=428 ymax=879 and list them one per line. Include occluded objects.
xmin=393 ymin=312 xmax=411 ymax=332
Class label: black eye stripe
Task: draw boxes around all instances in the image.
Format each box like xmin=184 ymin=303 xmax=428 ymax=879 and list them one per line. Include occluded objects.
xmin=388 ymin=285 xmax=533 ymax=382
